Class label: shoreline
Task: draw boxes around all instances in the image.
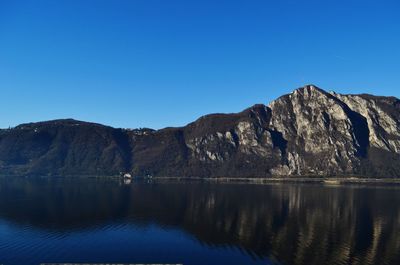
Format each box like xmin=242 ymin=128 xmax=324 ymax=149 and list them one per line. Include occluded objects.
xmin=2 ymin=174 xmax=400 ymax=185
xmin=151 ymin=176 xmax=400 ymax=185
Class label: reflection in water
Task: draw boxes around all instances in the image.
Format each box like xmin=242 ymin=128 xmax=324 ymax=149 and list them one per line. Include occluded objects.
xmin=0 ymin=177 xmax=399 ymax=265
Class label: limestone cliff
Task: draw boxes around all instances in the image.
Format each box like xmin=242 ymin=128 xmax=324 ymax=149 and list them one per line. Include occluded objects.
xmin=1 ymin=85 xmax=399 ymax=177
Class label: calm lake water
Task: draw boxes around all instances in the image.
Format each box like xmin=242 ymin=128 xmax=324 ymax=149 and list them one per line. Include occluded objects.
xmin=0 ymin=178 xmax=399 ymax=265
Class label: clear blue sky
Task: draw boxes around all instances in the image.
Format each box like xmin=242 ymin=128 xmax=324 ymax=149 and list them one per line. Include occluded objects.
xmin=0 ymin=0 xmax=399 ymax=129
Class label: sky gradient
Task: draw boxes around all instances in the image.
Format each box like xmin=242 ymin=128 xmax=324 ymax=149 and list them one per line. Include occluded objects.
xmin=0 ymin=0 xmax=399 ymax=129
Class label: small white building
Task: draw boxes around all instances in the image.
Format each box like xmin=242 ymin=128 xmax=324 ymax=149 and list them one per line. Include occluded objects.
xmin=123 ymin=173 xmax=132 ymax=179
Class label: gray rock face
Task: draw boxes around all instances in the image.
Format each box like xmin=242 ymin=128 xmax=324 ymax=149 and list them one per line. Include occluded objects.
xmin=1 ymin=85 xmax=399 ymax=177
xmin=268 ymin=85 xmax=368 ymax=176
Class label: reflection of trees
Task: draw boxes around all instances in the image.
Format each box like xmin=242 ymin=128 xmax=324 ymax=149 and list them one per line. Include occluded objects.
xmin=0 ymin=178 xmax=399 ymax=265
xmin=135 ymin=184 xmax=400 ymax=265
xmin=0 ymin=178 xmax=134 ymax=229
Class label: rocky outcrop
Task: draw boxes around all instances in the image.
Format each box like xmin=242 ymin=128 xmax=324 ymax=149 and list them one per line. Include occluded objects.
xmin=268 ymin=86 xmax=370 ymax=176
xmin=0 ymin=85 xmax=399 ymax=177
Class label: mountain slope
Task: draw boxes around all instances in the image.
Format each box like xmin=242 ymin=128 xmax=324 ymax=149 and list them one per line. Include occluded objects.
xmin=0 ymin=119 xmax=131 ymax=176
xmin=1 ymin=85 xmax=399 ymax=177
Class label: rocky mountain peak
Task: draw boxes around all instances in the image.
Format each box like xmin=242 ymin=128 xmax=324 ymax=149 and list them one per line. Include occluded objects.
xmin=293 ymin=85 xmax=341 ymax=104
xmin=0 ymin=85 xmax=399 ymax=178
xmin=269 ymin=85 xmax=336 ymax=110
xmin=292 ymin=84 xmax=323 ymax=94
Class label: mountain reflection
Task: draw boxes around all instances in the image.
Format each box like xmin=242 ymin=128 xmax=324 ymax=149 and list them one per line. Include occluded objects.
xmin=0 ymin=177 xmax=399 ymax=265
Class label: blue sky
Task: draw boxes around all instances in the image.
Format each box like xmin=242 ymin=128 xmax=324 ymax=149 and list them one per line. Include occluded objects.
xmin=0 ymin=0 xmax=399 ymax=129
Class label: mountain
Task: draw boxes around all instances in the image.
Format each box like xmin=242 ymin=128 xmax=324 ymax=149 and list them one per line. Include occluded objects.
xmin=1 ymin=84 xmax=400 ymax=178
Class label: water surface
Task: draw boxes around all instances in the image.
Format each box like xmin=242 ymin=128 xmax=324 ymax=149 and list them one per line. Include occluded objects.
xmin=0 ymin=177 xmax=399 ymax=265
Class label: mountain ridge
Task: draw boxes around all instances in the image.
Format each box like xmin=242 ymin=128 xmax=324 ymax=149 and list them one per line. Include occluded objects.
xmin=1 ymin=84 xmax=400 ymax=178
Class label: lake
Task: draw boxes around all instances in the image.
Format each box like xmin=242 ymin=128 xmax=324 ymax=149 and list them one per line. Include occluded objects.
xmin=0 ymin=177 xmax=399 ymax=265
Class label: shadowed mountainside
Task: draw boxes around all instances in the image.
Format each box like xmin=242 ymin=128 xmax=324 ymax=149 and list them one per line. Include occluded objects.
xmin=1 ymin=85 xmax=400 ymax=177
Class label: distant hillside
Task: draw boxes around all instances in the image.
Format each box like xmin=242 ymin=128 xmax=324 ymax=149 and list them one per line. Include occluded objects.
xmin=1 ymin=85 xmax=400 ymax=178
